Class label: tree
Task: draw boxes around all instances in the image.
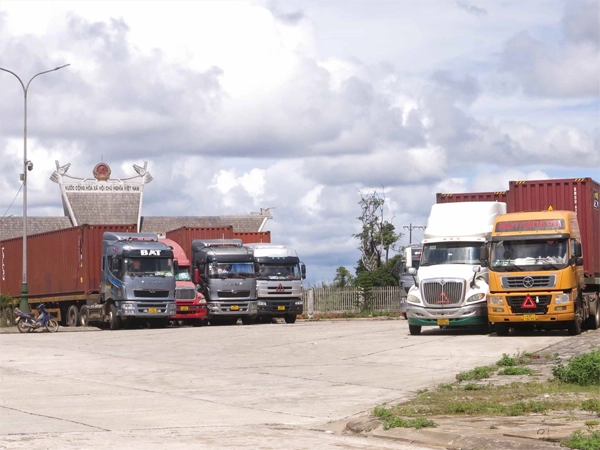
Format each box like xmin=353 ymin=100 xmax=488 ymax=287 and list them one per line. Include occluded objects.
xmin=353 ymin=188 xmax=401 ymax=272
xmin=333 ymin=266 xmax=355 ymax=287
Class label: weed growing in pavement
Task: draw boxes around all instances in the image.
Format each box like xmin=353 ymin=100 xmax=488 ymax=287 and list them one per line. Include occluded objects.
xmin=497 ymin=366 xmax=534 ymax=376
xmin=582 ymin=399 xmax=600 ymax=415
xmin=561 ymin=429 xmax=600 ymax=449
xmin=553 ymin=350 xmax=600 ymax=386
xmin=456 ymin=366 xmax=493 ymax=381
xmin=496 ymin=351 xmax=534 ymax=367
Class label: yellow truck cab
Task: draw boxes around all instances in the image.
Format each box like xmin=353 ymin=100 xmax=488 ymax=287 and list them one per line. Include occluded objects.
xmin=488 ymin=209 xmax=598 ymax=335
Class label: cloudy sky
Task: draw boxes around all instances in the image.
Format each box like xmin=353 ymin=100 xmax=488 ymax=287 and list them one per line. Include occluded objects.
xmin=0 ymin=0 xmax=599 ymax=285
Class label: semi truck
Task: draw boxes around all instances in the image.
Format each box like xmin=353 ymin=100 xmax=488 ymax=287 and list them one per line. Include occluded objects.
xmin=244 ymin=243 xmax=306 ymax=324
xmin=485 ymin=178 xmax=600 ymax=335
xmin=0 ymin=225 xmax=177 ymax=330
xmin=159 ymin=237 xmax=207 ymax=326
xmin=405 ymin=201 xmax=507 ymax=335
xmin=191 ymin=239 xmax=258 ymax=325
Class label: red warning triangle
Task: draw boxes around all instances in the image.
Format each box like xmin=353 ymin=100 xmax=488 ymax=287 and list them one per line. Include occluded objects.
xmin=437 ymin=292 xmax=451 ymax=304
xmin=521 ymin=295 xmax=536 ymax=309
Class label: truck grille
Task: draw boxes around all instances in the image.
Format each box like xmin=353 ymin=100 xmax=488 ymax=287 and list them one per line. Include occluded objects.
xmin=507 ymin=295 xmax=551 ymax=314
xmin=176 ymin=287 xmax=196 ymax=300
xmin=501 ymin=276 xmax=556 ymax=289
xmin=421 ymin=279 xmax=464 ymax=306
xmin=218 ymin=291 xmax=251 ymax=298
xmin=133 ymin=290 xmax=170 ymax=298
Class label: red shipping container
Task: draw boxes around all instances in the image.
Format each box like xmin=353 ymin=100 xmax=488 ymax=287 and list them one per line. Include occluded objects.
xmin=508 ymin=178 xmax=600 ymax=278
xmin=436 ymin=191 xmax=508 ymax=204
xmin=166 ymin=226 xmax=234 ymax=255
xmin=233 ymin=231 xmax=271 ymax=244
xmin=0 ymin=224 xmax=136 ymax=299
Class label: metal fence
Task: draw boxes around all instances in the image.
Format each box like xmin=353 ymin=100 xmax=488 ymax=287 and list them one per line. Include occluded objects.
xmin=302 ymin=286 xmax=405 ymax=316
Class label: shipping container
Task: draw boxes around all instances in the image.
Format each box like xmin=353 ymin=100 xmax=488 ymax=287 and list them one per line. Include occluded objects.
xmin=436 ymin=191 xmax=508 ymax=204
xmin=508 ymin=178 xmax=600 ymax=279
xmin=233 ymin=231 xmax=271 ymax=244
xmin=0 ymin=224 xmax=136 ymax=299
xmin=166 ymin=226 xmax=235 ymax=255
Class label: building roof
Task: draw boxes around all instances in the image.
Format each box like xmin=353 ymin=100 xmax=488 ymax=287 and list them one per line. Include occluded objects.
xmin=140 ymin=215 xmax=269 ymax=234
xmin=67 ymin=193 xmax=141 ymax=226
xmin=1 ymin=217 xmax=73 ymax=242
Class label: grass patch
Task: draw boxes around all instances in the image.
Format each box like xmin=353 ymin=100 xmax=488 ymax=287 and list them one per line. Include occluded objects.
xmin=456 ymin=366 xmax=493 ymax=381
xmin=497 ymin=366 xmax=534 ymax=376
xmin=561 ymin=430 xmax=600 ymax=449
xmin=553 ymin=350 xmax=600 ymax=386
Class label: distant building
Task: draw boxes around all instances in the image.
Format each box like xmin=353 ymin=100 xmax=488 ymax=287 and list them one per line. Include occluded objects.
xmin=0 ymin=161 xmax=271 ymax=241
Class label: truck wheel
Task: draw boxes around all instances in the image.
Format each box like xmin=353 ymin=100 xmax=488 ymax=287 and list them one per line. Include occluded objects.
xmin=241 ymin=316 xmax=255 ymax=325
xmin=109 ymin=304 xmax=120 ymax=331
xmin=585 ymin=299 xmax=600 ymax=330
xmin=408 ymin=324 xmax=421 ymax=335
xmin=284 ymin=314 xmax=297 ymax=324
xmin=568 ymin=309 xmax=583 ymax=336
xmin=80 ymin=306 xmax=89 ymax=327
xmin=495 ymin=323 xmax=510 ymax=336
xmin=67 ymin=305 xmax=80 ymax=327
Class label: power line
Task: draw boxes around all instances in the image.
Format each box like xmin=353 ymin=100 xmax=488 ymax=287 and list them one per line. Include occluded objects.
xmin=403 ymin=223 xmax=426 ymax=244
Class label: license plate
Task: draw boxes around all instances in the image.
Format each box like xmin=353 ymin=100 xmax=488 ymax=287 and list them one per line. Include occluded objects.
xmin=277 ymin=306 xmax=285 ymax=311
xmin=230 ymin=305 xmax=239 ymax=311
xmin=437 ymin=319 xmax=449 ymax=325
xmin=149 ymin=308 xmax=157 ymax=313
xmin=180 ymin=306 xmax=189 ymax=311
xmin=523 ymin=314 xmax=536 ymax=321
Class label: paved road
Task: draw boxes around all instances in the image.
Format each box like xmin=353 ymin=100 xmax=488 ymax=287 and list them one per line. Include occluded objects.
xmin=0 ymin=319 xmax=569 ymax=449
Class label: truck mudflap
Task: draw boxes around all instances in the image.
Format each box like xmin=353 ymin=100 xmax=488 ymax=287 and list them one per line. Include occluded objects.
xmin=257 ymin=299 xmax=303 ymax=317
xmin=407 ymin=303 xmax=487 ymax=327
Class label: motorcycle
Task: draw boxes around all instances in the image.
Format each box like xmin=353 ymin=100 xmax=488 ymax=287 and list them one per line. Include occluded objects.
xmin=14 ymin=304 xmax=59 ymax=333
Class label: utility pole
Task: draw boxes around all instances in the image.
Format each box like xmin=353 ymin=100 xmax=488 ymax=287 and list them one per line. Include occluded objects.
xmin=403 ymin=223 xmax=426 ymax=244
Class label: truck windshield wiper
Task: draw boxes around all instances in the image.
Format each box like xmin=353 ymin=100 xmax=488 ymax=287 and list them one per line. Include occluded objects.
xmin=502 ymin=263 xmax=524 ymax=272
xmin=540 ymin=263 xmax=560 ymax=270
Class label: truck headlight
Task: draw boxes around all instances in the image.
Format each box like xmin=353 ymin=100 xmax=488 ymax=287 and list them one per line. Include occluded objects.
xmin=488 ymin=296 xmax=504 ymax=305
xmin=196 ymin=297 xmax=206 ymax=304
xmin=257 ymin=301 xmax=267 ymax=306
xmin=121 ymin=302 xmax=136 ymax=312
xmin=466 ymin=293 xmax=486 ymax=303
xmin=555 ymin=294 xmax=571 ymax=304
xmin=295 ymin=300 xmax=303 ymax=306
xmin=407 ymin=294 xmax=421 ymax=304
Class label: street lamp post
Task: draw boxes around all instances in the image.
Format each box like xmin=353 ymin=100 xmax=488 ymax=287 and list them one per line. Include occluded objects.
xmin=0 ymin=64 xmax=70 ymax=312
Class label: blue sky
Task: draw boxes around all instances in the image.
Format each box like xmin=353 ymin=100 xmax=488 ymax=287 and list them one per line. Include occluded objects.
xmin=0 ymin=0 xmax=598 ymax=285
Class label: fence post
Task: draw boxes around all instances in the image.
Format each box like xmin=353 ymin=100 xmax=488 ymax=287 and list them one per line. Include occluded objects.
xmin=307 ymin=288 xmax=314 ymax=318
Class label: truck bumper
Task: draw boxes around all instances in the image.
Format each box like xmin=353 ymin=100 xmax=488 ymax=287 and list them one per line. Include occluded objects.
xmin=207 ymin=301 xmax=258 ymax=317
xmin=407 ymin=303 xmax=487 ymax=327
xmin=171 ymin=305 xmax=207 ymax=320
xmin=488 ymin=312 xmax=575 ymax=324
xmin=257 ymin=299 xmax=303 ymax=317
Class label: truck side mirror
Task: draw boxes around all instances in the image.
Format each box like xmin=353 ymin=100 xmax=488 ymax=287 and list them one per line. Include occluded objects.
xmin=404 ymin=248 xmax=413 ymax=269
xmin=173 ymin=260 xmax=179 ymax=272
xmin=479 ymin=246 xmax=488 ymax=261
xmin=574 ymin=242 xmax=582 ymax=258
xmin=301 ymin=263 xmax=306 ymax=280
xmin=194 ymin=268 xmax=200 ymax=284
xmin=576 ymin=257 xmax=584 ymax=266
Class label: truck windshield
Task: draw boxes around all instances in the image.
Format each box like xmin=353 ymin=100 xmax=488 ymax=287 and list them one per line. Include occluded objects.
xmin=420 ymin=242 xmax=483 ymax=266
xmin=125 ymin=258 xmax=174 ymax=277
xmin=257 ymin=264 xmax=301 ymax=280
xmin=208 ymin=262 xmax=255 ymax=279
xmin=491 ymin=239 xmax=568 ymax=270
xmin=175 ymin=268 xmax=191 ymax=281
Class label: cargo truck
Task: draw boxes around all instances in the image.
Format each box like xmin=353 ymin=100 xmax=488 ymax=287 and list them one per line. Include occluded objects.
xmin=159 ymin=238 xmax=207 ymax=326
xmin=244 ymin=243 xmax=306 ymax=324
xmin=0 ymin=226 xmax=177 ymax=330
xmin=405 ymin=202 xmax=507 ymax=335
xmin=191 ymin=239 xmax=258 ymax=325
xmin=485 ymin=178 xmax=600 ymax=335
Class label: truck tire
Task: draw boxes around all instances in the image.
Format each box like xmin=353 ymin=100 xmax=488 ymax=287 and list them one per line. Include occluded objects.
xmin=67 ymin=305 xmax=80 ymax=327
xmin=284 ymin=314 xmax=297 ymax=324
xmin=109 ymin=304 xmax=120 ymax=331
xmin=495 ymin=323 xmax=510 ymax=336
xmin=585 ymin=297 xmax=600 ymax=330
xmin=408 ymin=324 xmax=421 ymax=335
xmin=568 ymin=308 xmax=583 ymax=336
xmin=241 ymin=316 xmax=255 ymax=325
xmin=80 ymin=306 xmax=89 ymax=327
